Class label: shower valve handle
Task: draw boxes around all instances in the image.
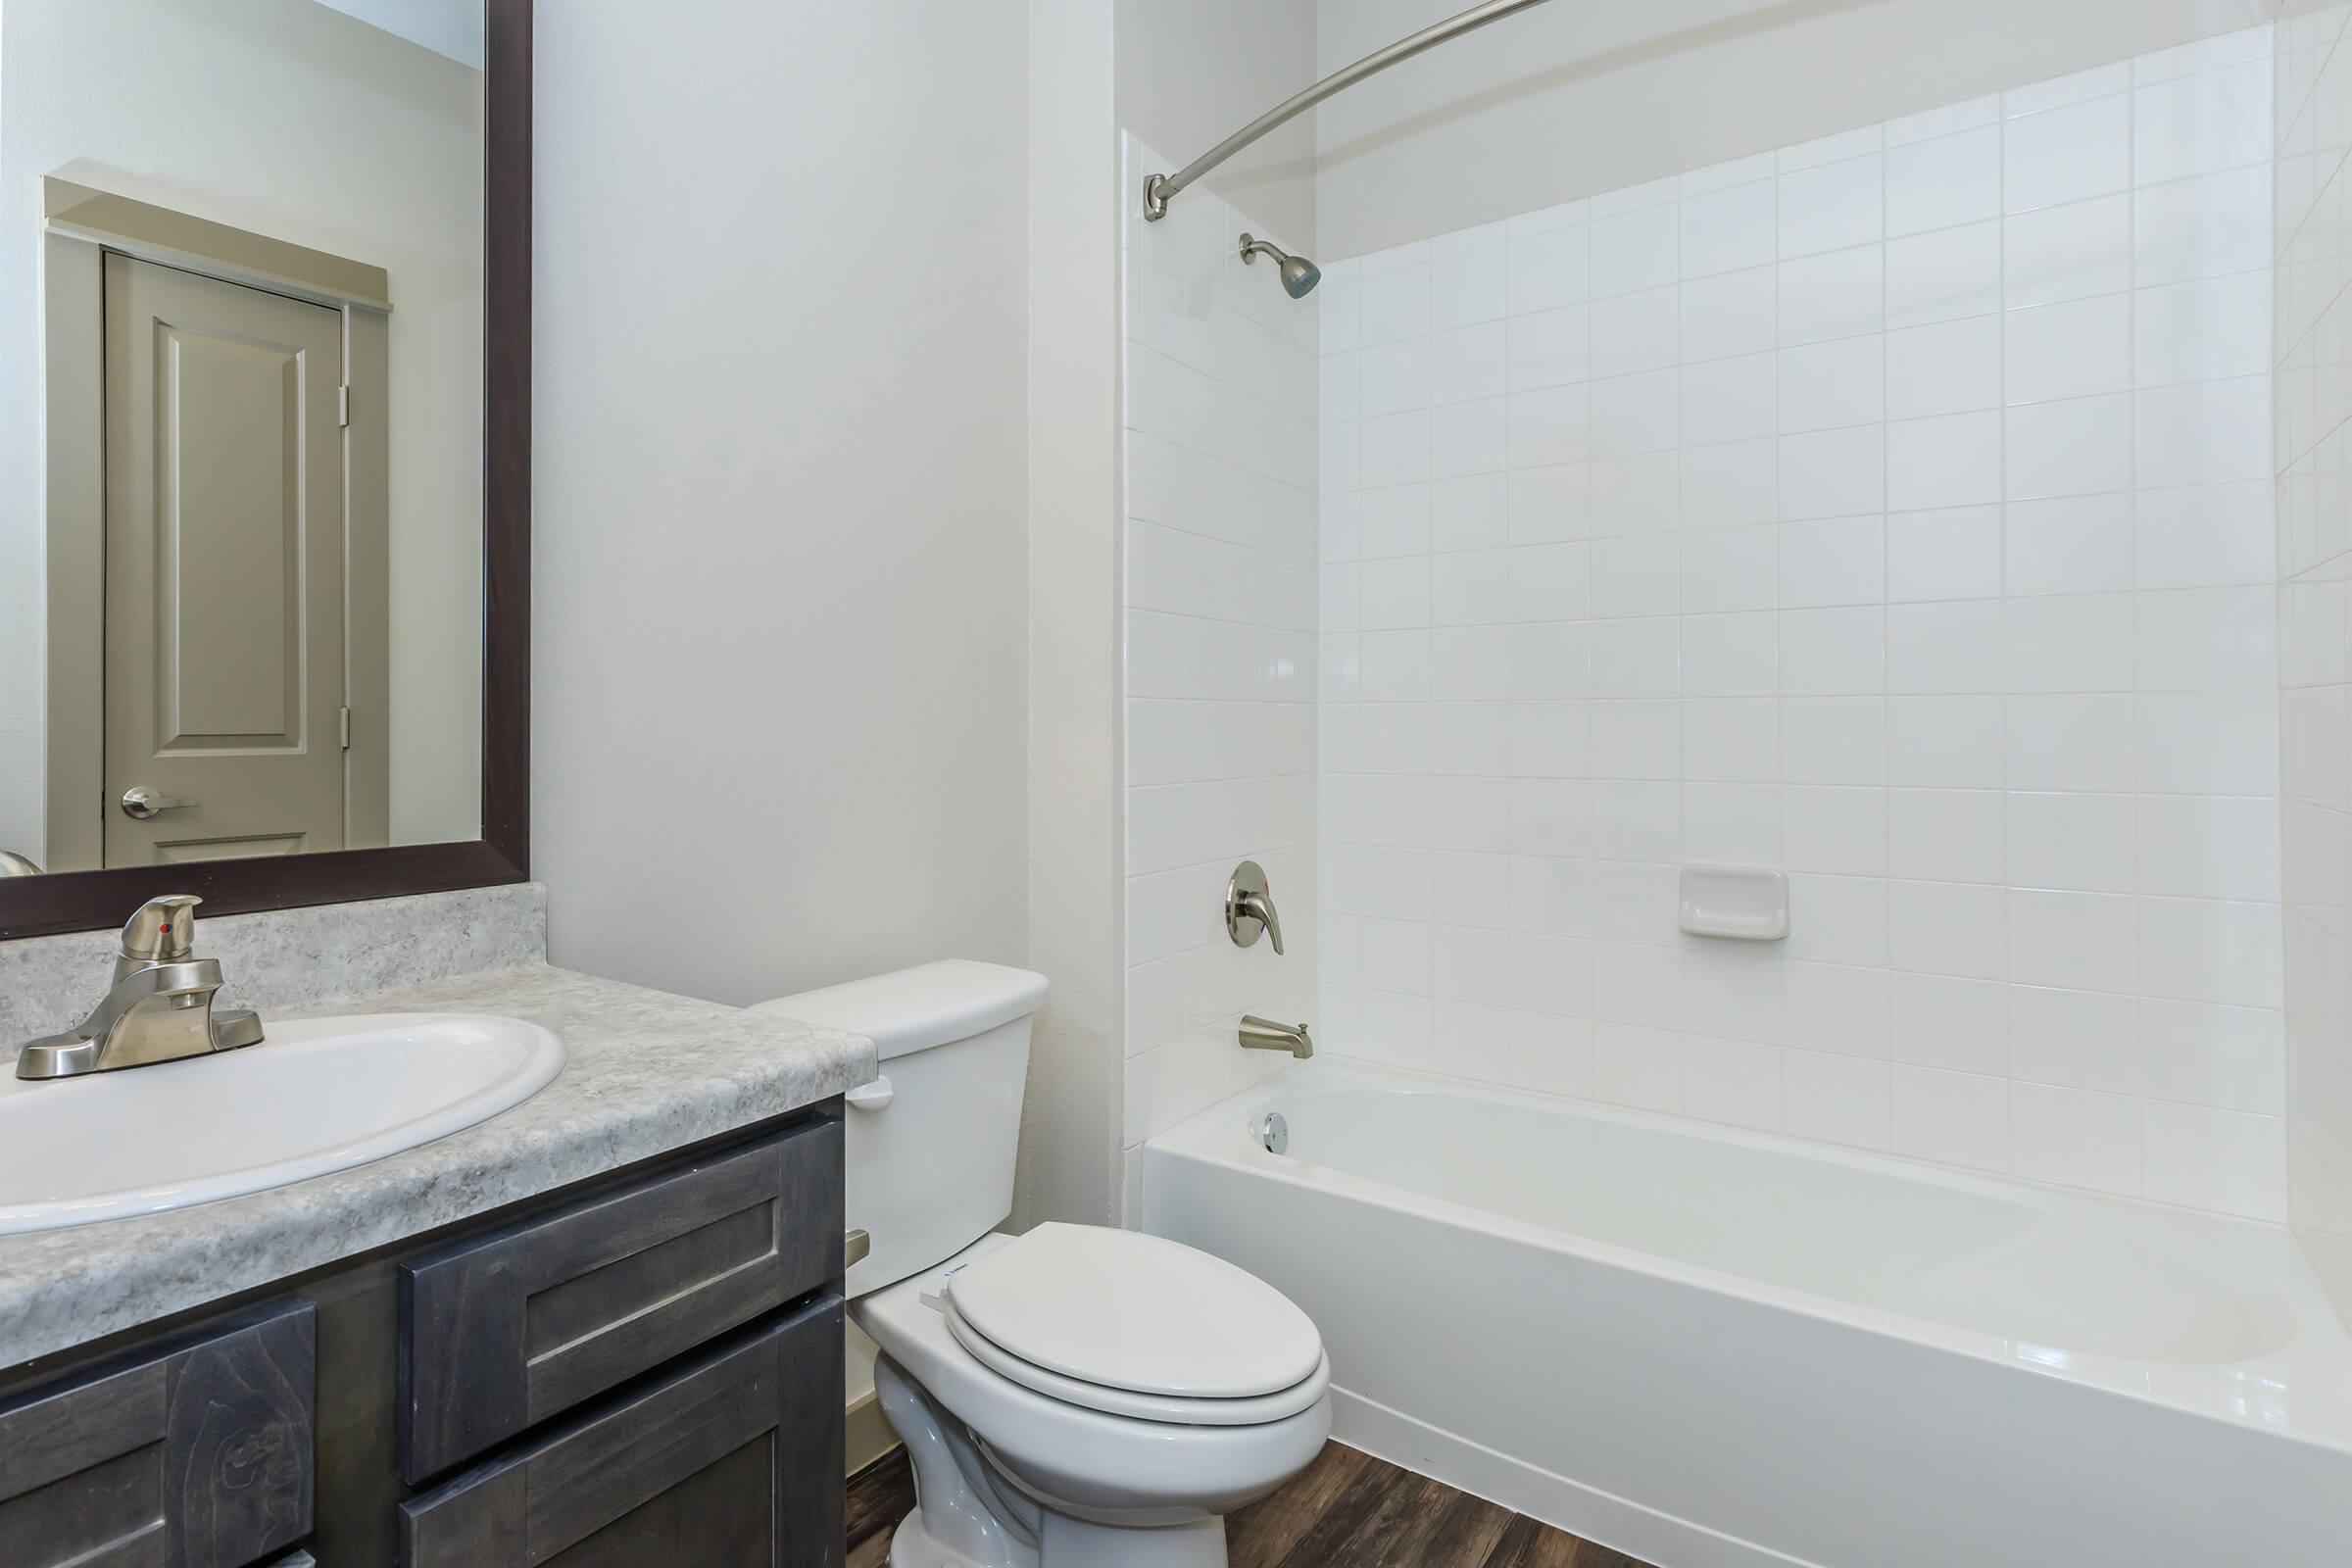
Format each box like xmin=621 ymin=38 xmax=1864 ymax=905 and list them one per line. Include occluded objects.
xmin=1226 ymin=860 xmax=1285 ymax=955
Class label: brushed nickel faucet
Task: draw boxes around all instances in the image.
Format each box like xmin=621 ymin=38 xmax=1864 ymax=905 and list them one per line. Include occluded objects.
xmin=14 ymin=895 xmax=264 ymax=1080
xmin=1240 ymin=1016 xmax=1313 ymax=1059
xmin=1226 ymin=860 xmax=1284 ymax=954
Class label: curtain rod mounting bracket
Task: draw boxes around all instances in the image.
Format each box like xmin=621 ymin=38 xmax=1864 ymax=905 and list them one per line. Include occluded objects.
xmin=1140 ymin=0 xmax=1557 ymax=220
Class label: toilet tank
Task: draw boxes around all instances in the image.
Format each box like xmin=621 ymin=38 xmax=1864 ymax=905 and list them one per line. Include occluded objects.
xmin=751 ymin=960 xmax=1048 ymax=1298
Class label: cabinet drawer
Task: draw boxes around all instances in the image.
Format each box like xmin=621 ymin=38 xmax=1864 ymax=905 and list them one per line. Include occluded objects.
xmin=402 ymin=1295 xmax=843 ymax=1568
xmin=400 ymin=1115 xmax=841 ymax=1481
xmin=0 ymin=1299 xmax=315 ymax=1568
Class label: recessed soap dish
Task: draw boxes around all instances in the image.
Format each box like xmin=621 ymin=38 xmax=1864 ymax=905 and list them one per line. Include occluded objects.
xmin=1679 ymin=866 xmax=1788 ymax=942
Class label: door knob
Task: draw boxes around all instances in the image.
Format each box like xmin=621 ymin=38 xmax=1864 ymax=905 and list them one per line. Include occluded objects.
xmin=120 ymin=786 xmax=199 ymax=820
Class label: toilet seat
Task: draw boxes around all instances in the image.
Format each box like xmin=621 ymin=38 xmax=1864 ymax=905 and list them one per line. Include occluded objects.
xmin=854 ymin=1233 xmax=1334 ymax=1523
xmin=945 ymin=1223 xmax=1325 ymax=1400
xmin=943 ymin=1297 xmax=1331 ymax=1426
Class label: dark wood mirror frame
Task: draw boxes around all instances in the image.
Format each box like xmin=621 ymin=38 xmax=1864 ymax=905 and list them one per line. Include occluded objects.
xmin=0 ymin=0 xmax=532 ymax=941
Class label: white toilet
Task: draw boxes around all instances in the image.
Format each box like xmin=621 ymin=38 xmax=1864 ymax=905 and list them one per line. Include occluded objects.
xmin=754 ymin=960 xmax=1331 ymax=1568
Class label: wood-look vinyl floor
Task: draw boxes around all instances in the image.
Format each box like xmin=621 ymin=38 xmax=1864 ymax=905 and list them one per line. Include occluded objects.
xmin=845 ymin=1441 xmax=1652 ymax=1567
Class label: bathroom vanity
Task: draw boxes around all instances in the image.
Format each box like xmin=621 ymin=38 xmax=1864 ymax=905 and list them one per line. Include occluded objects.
xmin=0 ymin=934 xmax=876 ymax=1568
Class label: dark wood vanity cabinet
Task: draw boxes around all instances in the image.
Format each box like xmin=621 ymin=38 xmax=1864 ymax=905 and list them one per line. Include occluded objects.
xmin=403 ymin=1297 xmax=841 ymax=1567
xmin=0 ymin=1299 xmax=315 ymax=1568
xmin=0 ymin=1106 xmax=846 ymax=1568
xmin=401 ymin=1115 xmax=841 ymax=1481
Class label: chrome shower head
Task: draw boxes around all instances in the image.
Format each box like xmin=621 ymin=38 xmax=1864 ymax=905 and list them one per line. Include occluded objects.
xmin=1240 ymin=233 xmax=1321 ymax=299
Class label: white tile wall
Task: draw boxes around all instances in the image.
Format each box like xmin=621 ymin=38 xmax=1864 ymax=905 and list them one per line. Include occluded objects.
xmin=1121 ymin=137 xmax=1320 ymax=1184
xmin=2278 ymin=5 xmax=2352 ymax=1319
xmin=1315 ymin=28 xmax=2287 ymax=1219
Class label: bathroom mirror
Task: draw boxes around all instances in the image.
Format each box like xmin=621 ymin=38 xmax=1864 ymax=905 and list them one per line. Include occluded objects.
xmin=0 ymin=0 xmax=530 ymax=937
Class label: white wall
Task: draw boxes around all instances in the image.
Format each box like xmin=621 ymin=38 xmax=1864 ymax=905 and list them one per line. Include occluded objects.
xmin=1315 ymin=0 xmax=2278 ymax=260
xmin=1022 ymin=0 xmax=1124 ymax=1234
xmin=0 ymin=0 xmax=484 ymax=861
xmin=532 ymin=6 xmax=1029 ymax=1008
xmin=2277 ymin=3 xmax=2352 ymax=1320
xmin=1120 ymin=135 xmax=1323 ymax=1191
xmin=1315 ymin=26 xmax=2291 ymax=1218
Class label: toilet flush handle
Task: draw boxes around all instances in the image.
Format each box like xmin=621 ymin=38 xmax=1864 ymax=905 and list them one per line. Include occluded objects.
xmin=847 ymin=1075 xmax=895 ymax=1111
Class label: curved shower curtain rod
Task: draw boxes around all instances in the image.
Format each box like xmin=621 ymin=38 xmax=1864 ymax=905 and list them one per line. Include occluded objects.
xmin=1142 ymin=0 xmax=1560 ymax=221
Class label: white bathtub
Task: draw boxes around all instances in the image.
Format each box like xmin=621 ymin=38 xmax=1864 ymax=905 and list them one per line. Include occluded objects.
xmin=1143 ymin=1059 xmax=2352 ymax=1568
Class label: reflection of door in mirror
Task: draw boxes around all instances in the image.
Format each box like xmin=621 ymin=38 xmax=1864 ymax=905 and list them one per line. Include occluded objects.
xmin=99 ymin=254 xmax=388 ymax=866
xmin=5 ymin=1 xmax=487 ymax=880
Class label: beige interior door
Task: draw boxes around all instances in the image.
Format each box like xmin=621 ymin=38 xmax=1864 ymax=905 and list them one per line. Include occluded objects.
xmin=103 ymin=254 xmax=349 ymax=865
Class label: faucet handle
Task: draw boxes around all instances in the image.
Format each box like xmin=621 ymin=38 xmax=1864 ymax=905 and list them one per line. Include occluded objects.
xmin=120 ymin=894 xmax=203 ymax=966
xmin=1226 ymin=860 xmax=1286 ymax=955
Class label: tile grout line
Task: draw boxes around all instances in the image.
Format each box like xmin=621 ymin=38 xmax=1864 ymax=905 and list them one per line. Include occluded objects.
xmin=2127 ymin=59 xmax=2148 ymax=1200
xmin=1880 ymin=114 xmax=1897 ymax=1150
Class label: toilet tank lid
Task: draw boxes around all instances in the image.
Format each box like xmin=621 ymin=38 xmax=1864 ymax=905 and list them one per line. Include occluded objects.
xmin=750 ymin=960 xmax=1049 ymax=1061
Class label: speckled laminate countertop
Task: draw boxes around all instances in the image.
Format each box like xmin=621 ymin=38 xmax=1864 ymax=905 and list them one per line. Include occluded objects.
xmin=0 ymin=962 xmax=874 ymax=1370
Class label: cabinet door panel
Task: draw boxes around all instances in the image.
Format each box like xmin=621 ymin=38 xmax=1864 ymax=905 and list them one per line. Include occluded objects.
xmin=402 ymin=1115 xmax=841 ymax=1482
xmin=0 ymin=1300 xmax=314 ymax=1568
xmin=548 ymin=1436 xmax=776 ymax=1567
xmin=402 ymin=1296 xmax=842 ymax=1568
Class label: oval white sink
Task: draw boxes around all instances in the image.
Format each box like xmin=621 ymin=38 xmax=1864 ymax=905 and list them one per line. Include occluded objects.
xmin=0 ymin=1012 xmax=564 ymax=1234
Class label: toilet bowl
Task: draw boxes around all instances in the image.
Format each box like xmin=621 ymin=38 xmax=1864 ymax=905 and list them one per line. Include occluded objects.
xmin=857 ymin=1229 xmax=1332 ymax=1567
xmin=754 ymin=962 xmax=1329 ymax=1567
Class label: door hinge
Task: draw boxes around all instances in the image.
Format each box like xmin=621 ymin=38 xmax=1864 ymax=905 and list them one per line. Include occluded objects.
xmin=339 ymin=707 xmax=352 ymax=750
xmin=337 ymin=384 xmax=351 ymax=427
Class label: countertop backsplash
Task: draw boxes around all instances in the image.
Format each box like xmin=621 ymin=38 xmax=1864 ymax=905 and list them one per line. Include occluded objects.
xmin=0 ymin=882 xmax=549 ymax=1050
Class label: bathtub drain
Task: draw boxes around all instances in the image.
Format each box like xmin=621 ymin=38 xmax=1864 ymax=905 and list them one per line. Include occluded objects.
xmin=1258 ymin=1112 xmax=1289 ymax=1154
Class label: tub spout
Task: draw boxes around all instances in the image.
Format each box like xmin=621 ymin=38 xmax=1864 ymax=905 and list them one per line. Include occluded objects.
xmin=1240 ymin=1015 xmax=1313 ymax=1058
